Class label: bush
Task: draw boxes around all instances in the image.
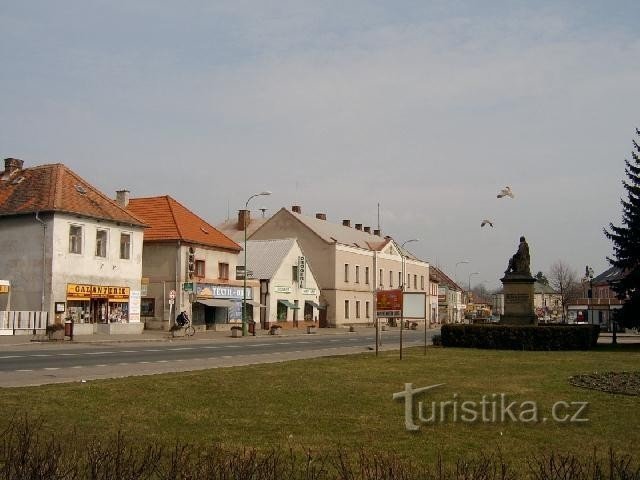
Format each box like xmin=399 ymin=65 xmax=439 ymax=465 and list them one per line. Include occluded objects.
xmin=440 ymin=324 xmax=600 ymax=350
xmin=45 ymin=323 xmax=64 ymax=334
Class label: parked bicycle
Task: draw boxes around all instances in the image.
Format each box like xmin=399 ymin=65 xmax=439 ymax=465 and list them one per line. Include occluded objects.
xmin=176 ymin=311 xmax=195 ymax=336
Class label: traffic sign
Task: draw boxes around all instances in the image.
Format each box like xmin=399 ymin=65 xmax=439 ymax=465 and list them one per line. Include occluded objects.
xmin=169 ymin=289 xmax=176 ymax=300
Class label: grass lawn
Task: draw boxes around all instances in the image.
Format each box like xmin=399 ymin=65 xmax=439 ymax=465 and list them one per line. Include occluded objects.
xmin=1 ymin=345 xmax=639 ymax=468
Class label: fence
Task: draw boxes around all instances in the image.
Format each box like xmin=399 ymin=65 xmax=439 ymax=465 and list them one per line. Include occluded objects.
xmin=0 ymin=311 xmax=49 ymax=335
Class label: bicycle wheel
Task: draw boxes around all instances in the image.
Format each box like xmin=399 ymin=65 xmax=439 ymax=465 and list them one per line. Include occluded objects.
xmin=185 ymin=325 xmax=195 ymax=336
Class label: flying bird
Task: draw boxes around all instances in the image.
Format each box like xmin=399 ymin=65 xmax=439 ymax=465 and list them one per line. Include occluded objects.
xmin=497 ymin=186 xmax=514 ymax=199
xmin=481 ymin=219 xmax=494 ymax=228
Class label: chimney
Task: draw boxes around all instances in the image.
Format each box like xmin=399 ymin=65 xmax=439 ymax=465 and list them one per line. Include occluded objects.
xmin=364 ymin=226 xmax=371 ymax=234
xmin=4 ymin=158 xmax=23 ymax=176
xmin=292 ymin=205 xmax=301 ymax=214
xmin=374 ymin=229 xmax=381 ymax=236
xmin=238 ymin=209 xmax=251 ymax=230
xmin=355 ymin=223 xmax=362 ymax=231
xmin=342 ymin=219 xmax=351 ymax=227
xmin=315 ymin=213 xmax=326 ymax=220
xmin=115 ymin=190 xmax=130 ymax=208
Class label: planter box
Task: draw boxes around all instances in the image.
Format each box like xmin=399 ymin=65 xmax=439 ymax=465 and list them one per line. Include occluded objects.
xmin=270 ymin=328 xmax=281 ymax=336
xmin=47 ymin=329 xmax=65 ymax=341
xmin=307 ymin=326 xmax=317 ymax=334
xmin=231 ymin=329 xmax=242 ymax=338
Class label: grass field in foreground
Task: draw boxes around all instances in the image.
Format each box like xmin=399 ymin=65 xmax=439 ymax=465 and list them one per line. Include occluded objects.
xmin=1 ymin=345 xmax=639 ymax=468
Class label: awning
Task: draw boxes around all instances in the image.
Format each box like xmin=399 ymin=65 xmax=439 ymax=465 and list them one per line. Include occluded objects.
xmin=246 ymin=300 xmax=266 ymax=308
xmin=305 ymin=300 xmax=323 ymax=310
xmin=197 ymin=299 xmax=235 ymax=308
xmin=278 ymin=299 xmax=300 ymax=309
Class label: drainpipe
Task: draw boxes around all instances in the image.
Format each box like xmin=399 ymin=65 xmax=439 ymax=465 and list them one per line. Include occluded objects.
xmin=174 ymin=240 xmax=181 ymax=328
xmin=34 ymin=212 xmax=47 ymax=331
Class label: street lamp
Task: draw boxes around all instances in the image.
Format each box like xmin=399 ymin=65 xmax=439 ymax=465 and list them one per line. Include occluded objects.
xmin=243 ymin=191 xmax=272 ymax=336
xmin=455 ymin=260 xmax=470 ymax=285
xmin=399 ymin=239 xmax=418 ymax=360
xmin=467 ymin=272 xmax=479 ymax=322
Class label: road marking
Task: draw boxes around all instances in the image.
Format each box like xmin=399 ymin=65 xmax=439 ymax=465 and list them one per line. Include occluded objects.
xmin=224 ymin=345 xmax=240 ymax=348
xmin=44 ymin=367 xmax=59 ymax=371
xmin=72 ymin=366 xmax=83 ymax=369
xmin=59 ymin=353 xmax=79 ymax=356
xmin=0 ymin=355 xmax=24 ymax=359
xmin=120 ymin=350 xmax=139 ymax=353
xmin=168 ymin=347 xmax=194 ymax=351
xmin=32 ymin=354 xmax=52 ymax=357
xmin=222 ymin=355 xmax=233 ymax=358
xmin=203 ymin=346 xmax=220 ymax=349
xmin=295 ymin=341 xmax=311 ymax=344
xmin=329 ymin=339 xmax=340 ymax=342
xmin=16 ymin=369 xmax=33 ymax=372
xmin=156 ymin=360 xmax=168 ymax=363
xmin=138 ymin=361 xmax=150 ymax=364
xmin=118 ymin=363 xmax=129 ymax=366
xmin=144 ymin=349 xmax=162 ymax=352
xmin=95 ymin=364 xmax=107 ymax=367
xmin=85 ymin=351 xmax=114 ymax=355
xmin=247 ymin=343 xmax=269 ymax=347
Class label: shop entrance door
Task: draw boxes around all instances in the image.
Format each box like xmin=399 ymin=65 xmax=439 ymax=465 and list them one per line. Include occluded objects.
xmin=91 ymin=299 xmax=108 ymax=323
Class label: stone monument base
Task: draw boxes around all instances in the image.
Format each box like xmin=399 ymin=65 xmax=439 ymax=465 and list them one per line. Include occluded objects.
xmin=500 ymin=274 xmax=537 ymax=326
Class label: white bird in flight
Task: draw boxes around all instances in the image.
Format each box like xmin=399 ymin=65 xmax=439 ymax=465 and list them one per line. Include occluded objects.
xmin=481 ymin=219 xmax=494 ymax=228
xmin=497 ymin=186 xmax=514 ymax=199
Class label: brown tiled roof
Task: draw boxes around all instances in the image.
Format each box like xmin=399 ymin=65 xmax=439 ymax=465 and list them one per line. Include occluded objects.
xmin=430 ymin=266 xmax=462 ymax=291
xmin=217 ymin=217 xmax=269 ymax=243
xmin=0 ymin=163 xmax=145 ymax=226
xmin=128 ymin=196 xmax=241 ymax=251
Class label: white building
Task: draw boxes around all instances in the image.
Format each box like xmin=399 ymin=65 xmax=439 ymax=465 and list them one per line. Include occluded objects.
xmin=239 ymin=238 xmax=321 ymax=328
xmin=0 ymin=158 xmax=146 ymax=334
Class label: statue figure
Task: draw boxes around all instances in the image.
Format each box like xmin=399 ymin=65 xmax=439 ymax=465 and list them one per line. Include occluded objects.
xmin=505 ymin=236 xmax=531 ymax=276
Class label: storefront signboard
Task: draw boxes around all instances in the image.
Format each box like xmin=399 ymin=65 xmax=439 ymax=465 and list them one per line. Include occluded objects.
xmin=66 ymin=284 xmax=130 ymax=301
xmin=196 ymin=284 xmax=253 ymax=300
xmin=129 ymin=290 xmax=141 ymax=323
xmin=301 ymin=288 xmax=317 ymax=295
xmin=274 ymin=286 xmax=292 ymax=294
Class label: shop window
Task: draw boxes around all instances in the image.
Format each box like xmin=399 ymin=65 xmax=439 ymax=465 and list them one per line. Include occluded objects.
xmin=69 ymin=225 xmax=83 ymax=254
xmin=277 ymin=301 xmax=288 ymax=321
xmin=195 ymin=260 xmax=205 ymax=277
xmin=141 ymin=298 xmax=155 ymax=317
xmin=344 ymin=300 xmax=350 ymax=319
xmin=292 ymin=265 xmax=298 ymax=282
xmin=95 ymin=230 xmax=107 ymax=257
xmin=120 ymin=233 xmax=131 ymax=259
xmin=218 ymin=262 xmax=229 ymax=280
xmin=365 ymin=266 xmax=370 ymax=284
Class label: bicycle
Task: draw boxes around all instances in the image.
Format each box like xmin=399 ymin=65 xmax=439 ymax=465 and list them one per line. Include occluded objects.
xmin=176 ymin=311 xmax=195 ymax=337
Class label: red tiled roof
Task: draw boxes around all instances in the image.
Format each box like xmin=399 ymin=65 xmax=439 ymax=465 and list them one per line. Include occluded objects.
xmin=128 ymin=196 xmax=241 ymax=251
xmin=0 ymin=163 xmax=145 ymax=226
xmin=431 ymin=266 xmax=462 ymax=291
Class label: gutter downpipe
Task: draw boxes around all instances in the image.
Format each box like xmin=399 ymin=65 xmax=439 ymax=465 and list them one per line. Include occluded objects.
xmin=34 ymin=212 xmax=47 ymax=331
xmin=175 ymin=240 xmax=181 ymax=328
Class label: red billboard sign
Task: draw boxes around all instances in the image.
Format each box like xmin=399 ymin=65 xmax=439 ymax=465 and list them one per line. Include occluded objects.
xmin=376 ymin=289 xmax=403 ymax=318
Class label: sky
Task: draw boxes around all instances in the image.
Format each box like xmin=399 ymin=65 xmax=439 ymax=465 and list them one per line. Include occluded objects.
xmin=1 ymin=1 xmax=639 ymax=290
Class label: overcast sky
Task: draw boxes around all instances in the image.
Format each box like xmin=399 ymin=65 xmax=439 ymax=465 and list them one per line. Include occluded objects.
xmin=2 ymin=1 xmax=638 ymax=289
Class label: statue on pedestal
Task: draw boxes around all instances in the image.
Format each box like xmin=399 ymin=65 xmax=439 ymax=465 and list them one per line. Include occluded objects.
xmin=505 ymin=236 xmax=531 ymax=277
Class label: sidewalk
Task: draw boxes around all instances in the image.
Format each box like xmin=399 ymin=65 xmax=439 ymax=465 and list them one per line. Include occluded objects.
xmin=0 ymin=325 xmax=378 ymax=347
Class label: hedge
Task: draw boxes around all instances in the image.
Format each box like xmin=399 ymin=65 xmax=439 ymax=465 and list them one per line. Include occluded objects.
xmin=440 ymin=324 xmax=600 ymax=350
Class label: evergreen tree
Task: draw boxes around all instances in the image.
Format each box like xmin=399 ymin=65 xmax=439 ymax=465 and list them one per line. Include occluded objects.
xmin=535 ymin=271 xmax=549 ymax=285
xmin=604 ymin=128 xmax=640 ymax=328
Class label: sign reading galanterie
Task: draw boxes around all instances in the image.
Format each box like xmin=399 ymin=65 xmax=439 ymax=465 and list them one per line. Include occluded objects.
xmin=66 ymin=284 xmax=130 ymax=300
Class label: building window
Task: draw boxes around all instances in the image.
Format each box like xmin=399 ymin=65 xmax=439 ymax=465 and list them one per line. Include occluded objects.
xmin=195 ymin=260 xmax=205 ymax=277
xmin=344 ymin=264 xmax=349 ymax=282
xmin=120 ymin=233 xmax=131 ymax=259
xmin=141 ymin=298 xmax=155 ymax=317
xmin=421 ymin=275 xmax=425 ymax=290
xmin=292 ymin=265 xmax=299 ymax=282
xmin=218 ymin=262 xmax=229 ymax=280
xmin=414 ymin=275 xmax=417 ymax=289
xmin=344 ymin=300 xmax=350 ymax=319
xmin=69 ymin=225 xmax=83 ymax=254
xmin=366 ymin=301 xmax=370 ymax=318
xmin=356 ymin=301 xmax=361 ymax=319
xmin=95 ymin=230 xmax=107 ymax=257
xmin=355 ymin=265 xmax=360 ymax=283
xmin=365 ymin=267 xmax=370 ymax=284
xmin=379 ymin=269 xmax=383 ymax=287
xmin=399 ymin=272 xmax=402 ymax=288
xmin=407 ymin=274 xmax=410 ymax=289
xmin=389 ymin=271 xmax=393 ymax=287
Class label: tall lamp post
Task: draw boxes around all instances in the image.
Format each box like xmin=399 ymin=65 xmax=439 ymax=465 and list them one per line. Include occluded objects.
xmin=242 ymin=191 xmax=271 ymax=336
xmin=399 ymin=239 xmax=418 ymax=360
xmin=455 ymin=260 xmax=470 ymax=284
xmin=468 ymin=272 xmax=479 ymax=323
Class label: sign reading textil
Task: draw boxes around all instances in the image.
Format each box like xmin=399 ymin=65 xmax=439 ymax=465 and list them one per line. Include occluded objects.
xmin=376 ymin=289 xmax=402 ymax=318
xmin=298 ymin=256 xmax=306 ymax=288
xmin=196 ymin=283 xmax=253 ymax=300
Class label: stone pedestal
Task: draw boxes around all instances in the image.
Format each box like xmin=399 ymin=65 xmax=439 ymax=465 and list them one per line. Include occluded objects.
xmin=500 ymin=274 xmax=537 ymax=325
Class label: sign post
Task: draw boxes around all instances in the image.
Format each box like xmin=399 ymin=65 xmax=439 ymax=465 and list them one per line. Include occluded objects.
xmin=376 ymin=289 xmax=403 ymax=358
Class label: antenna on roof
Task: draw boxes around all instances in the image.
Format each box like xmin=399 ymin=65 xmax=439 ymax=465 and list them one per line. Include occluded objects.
xmin=226 ymin=200 xmax=229 ymax=222
xmin=377 ymin=203 xmax=380 ymax=231
xmin=259 ymin=208 xmax=267 ymax=218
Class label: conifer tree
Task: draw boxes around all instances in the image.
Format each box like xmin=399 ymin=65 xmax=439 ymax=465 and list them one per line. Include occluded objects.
xmin=604 ymin=128 xmax=640 ymax=328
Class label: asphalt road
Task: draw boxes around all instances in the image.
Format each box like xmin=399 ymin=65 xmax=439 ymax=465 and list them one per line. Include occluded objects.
xmin=0 ymin=329 xmax=438 ymax=387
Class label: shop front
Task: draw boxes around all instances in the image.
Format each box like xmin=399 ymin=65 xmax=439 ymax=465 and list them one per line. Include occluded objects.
xmin=192 ymin=283 xmax=255 ymax=331
xmin=65 ymin=284 xmax=142 ymax=334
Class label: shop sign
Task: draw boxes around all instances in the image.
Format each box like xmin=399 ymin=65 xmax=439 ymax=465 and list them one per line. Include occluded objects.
xmin=0 ymin=282 xmax=9 ymax=294
xmin=301 ymin=288 xmax=317 ymax=295
xmin=196 ymin=283 xmax=253 ymax=300
xmin=298 ymin=256 xmax=306 ymax=288
xmin=183 ymin=282 xmax=194 ymax=292
xmin=66 ymin=284 xmax=131 ymax=301
xmin=274 ymin=286 xmax=292 ymax=294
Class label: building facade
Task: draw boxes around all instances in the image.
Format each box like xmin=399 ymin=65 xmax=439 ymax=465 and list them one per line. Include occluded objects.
xmin=249 ymin=206 xmax=430 ymax=327
xmin=0 ymin=159 xmax=146 ymax=334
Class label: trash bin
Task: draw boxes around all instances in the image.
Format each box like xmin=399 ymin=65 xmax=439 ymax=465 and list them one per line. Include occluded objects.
xmin=248 ymin=321 xmax=256 ymax=336
xmin=64 ymin=320 xmax=73 ymax=339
